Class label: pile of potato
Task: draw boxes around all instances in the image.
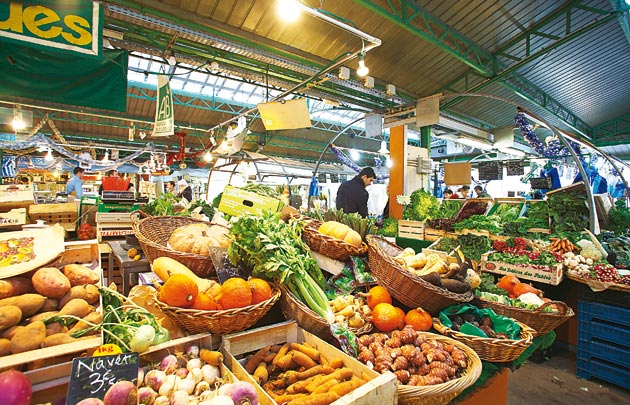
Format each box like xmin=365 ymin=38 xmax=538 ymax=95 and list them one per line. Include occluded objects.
xmin=0 ymin=263 xmax=102 ymax=356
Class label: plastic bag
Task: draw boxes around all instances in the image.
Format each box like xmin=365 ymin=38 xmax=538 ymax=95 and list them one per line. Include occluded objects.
xmin=439 ymin=303 xmax=521 ymax=340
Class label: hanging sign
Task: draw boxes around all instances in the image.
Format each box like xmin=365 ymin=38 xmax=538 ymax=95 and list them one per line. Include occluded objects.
xmin=506 ymin=161 xmax=525 ymax=176
xmin=66 ymin=352 xmax=139 ymax=405
xmin=0 ymin=1 xmax=103 ymax=58
xmin=153 ymin=75 xmax=174 ymax=137
xmin=478 ymin=161 xmax=503 ymax=181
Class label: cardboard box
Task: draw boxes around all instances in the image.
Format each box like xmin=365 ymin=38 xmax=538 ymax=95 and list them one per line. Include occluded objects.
xmin=0 ymin=207 xmax=27 ymax=227
xmin=29 ymin=202 xmax=79 ymax=231
xmin=218 ymin=185 xmax=283 ymax=217
xmin=221 ymin=321 xmax=398 ymax=405
xmin=480 ymin=253 xmax=564 ymax=285
xmin=0 ymin=184 xmax=34 ymax=210
xmin=398 ymin=220 xmax=425 ymax=240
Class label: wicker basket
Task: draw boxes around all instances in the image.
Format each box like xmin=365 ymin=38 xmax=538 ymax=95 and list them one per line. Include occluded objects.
xmin=278 ymin=284 xmax=373 ymax=342
xmin=473 ymin=297 xmax=574 ymax=336
xmin=397 ymin=332 xmax=482 ymax=405
xmin=433 ymin=318 xmax=535 ymax=363
xmin=155 ymin=284 xmax=281 ymax=335
xmin=366 ymin=235 xmax=474 ymax=315
xmin=302 ymin=219 xmax=368 ymax=261
xmin=131 ymin=212 xmax=228 ymax=278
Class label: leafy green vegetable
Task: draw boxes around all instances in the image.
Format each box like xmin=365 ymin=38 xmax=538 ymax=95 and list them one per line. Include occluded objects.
xmin=457 ymin=233 xmax=492 ymax=261
xmin=492 ymin=203 xmax=522 ymax=222
xmin=376 ymin=217 xmax=398 ymax=237
xmin=436 ymin=199 xmax=464 ymax=219
xmin=403 ymin=189 xmax=440 ymax=221
xmin=607 ymin=200 xmax=630 ymax=234
xmin=548 ymin=189 xmax=589 ymax=233
xmin=476 ymin=273 xmax=509 ymax=296
xmin=453 ymin=214 xmax=503 ymax=234
xmin=241 ymin=183 xmax=279 ymax=198
xmin=143 ymin=193 xmax=181 ymax=216
xmin=189 ymin=199 xmax=216 ymax=219
xmin=432 ymin=237 xmax=459 ymax=253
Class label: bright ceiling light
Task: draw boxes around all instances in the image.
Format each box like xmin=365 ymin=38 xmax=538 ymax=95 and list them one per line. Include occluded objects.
xmin=210 ymin=61 xmax=220 ymax=72
xmin=166 ymin=52 xmax=176 ymax=66
xmin=101 ymin=150 xmax=110 ymax=163
xmin=350 ymin=149 xmax=360 ymax=161
xmin=356 ymin=53 xmax=369 ymax=77
xmin=378 ymin=140 xmax=389 ymax=154
xmin=385 ymin=157 xmax=393 ymax=168
xmin=12 ymin=105 xmax=25 ymax=131
xmin=44 ymin=149 xmax=54 ymax=162
xmin=203 ymin=151 xmax=213 ymax=162
xmin=277 ymin=0 xmax=300 ymax=22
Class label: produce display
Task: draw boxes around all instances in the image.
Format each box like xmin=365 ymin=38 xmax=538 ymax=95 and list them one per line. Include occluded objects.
xmin=547 ymin=186 xmax=589 ymax=235
xmin=402 ymin=189 xmax=440 ymax=222
xmin=356 ymin=326 xmax=469 ymax=386
xmin=605 ymin=199 xmax=630 ymax=234
xmin=436 ymin=199 xmax=465 ymax=219
xmin=601 ymin=231 xmax=630 ymax=268
xmin=503 ymin=200 xmax=550 ymax=236
xmin=489 ymin=237 xmax=562 ymax=268
xmin=77 ymin=223 xmax=98 ymax=240
xmin=474 ymin=274 xmax=560 ymax=312
xmin=317 ymin=220 xmax=363 ymax=247
xmin=452 ymin=214 xmax=502 ymax=234
xmin=440 ymin=309 xmax=513 ymax=339
xmin=309 ymin=208 xmax=376 ymax=240
xmin=168 ymin=223 xmax=231 ymax=255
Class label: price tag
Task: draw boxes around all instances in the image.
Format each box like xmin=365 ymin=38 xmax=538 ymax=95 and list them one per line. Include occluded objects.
xmin=93 ymin=344 xmax=122 ymax=356
xmin=66 ymin=353 xmax=139 ymax=405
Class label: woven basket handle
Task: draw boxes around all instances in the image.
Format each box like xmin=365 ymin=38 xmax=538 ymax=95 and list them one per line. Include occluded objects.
xmin=535 ymin=300 xmax=568 ymax=315
xmin=129 ymin=210 xmax=147 ymax=225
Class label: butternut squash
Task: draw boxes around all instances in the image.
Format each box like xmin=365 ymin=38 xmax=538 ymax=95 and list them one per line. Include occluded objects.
xmin=152 ymin=257 xmax=219 ymax=295
xmin=318 ymin=221 xmax=362 ymax=247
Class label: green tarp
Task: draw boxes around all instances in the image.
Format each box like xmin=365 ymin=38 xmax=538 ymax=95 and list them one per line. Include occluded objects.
xmin=0 ymin=43 xmax=128 ymax=112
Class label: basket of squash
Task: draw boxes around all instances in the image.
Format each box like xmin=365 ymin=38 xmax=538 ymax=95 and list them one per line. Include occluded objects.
xmin=152 ymin=257 xmax=280 ymax=335
xmin=301 ymin=219 xmax=368 ymax=261
xmin=130 ymin=212 xmax=230 ymax=278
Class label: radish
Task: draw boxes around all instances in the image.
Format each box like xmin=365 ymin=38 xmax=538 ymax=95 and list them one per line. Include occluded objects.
xmin=0 ymin=370 xmax=32 ymax=405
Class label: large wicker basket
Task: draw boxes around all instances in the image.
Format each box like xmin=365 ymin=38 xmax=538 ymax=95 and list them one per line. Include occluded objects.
xmin=366 ymin=235 xmax=474 ymax=315
xmin=155 ymin=284 xmax=281 ymax=335
xmin=433 ymin=318 xmax=535 ymax=363
xmin=473 ymin=297 xmax=574 ymax=336
xmin=278 ymin=284 xmax=372 ymax=342
xmin=131 ymin=212 xmax=228 ymax=278
xmin=302 ymin=219 xmax=368 ymax=261
xmin=397 ymin=332 xmax=482 ymax=405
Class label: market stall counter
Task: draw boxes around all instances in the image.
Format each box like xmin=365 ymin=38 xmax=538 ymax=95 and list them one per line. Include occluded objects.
xmin=107 ymin=239 xmax=150 ymax=295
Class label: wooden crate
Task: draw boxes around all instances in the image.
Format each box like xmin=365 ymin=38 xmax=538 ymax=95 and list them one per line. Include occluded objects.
xmin=221 ymin=321 xmax=398 ymax=405
xmin=0 ymin=241 xmax=102 ymax=371
xmin=487 ymin=197 xmax=526 ymax=218
xmin=0 ymin=207 xmax=27 ymax=228
xmin=422 ymin=237 xmax=458 ymax=264
xmin=479 ymin=253 xmax=564 ymax=285
xmin=398 ymin=220 xmax=424 ymax=240
xmin=423 ymin=227 xmax=446 ymax=242
xmin=29 ymin=202 xmax=79 ymax=231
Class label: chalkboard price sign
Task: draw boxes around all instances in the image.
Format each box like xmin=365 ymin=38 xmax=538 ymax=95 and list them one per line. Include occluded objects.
xmin=478 ymin=161 xmax=503 ymax=180
xmin=66 ymin=353 xmax=139 ymax=404
xmin=506 ymin=161 xmax=525 ymax=176
xmin=530 ymin=177 xmax=553 ymax=189
xmin=330 ymin=173 xmax=339 ymax=183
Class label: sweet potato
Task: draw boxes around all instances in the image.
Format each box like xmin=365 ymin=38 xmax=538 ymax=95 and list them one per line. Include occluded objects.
xmin=0 ymin=325 xmax=24 ymax=340
xmin=0 ymin=277 xmax=33 ymax=299
xmin=0 ymin=305 xmax=22 ymax=331
xmin=68 ymin=311 xmax=102 ymax=335
xmin=32 ymin=267 xmax=71 ymax=298
xmin=63 ymin=264 xmax=100 ymax=286
xmin=0 ymin=294 xmax=46 ymax=317
xmin=59 ymin=284 xmax=100 ymax=307
xmin=0 ymin=338 xmax=10 ymax=355
xmin=59 ymin=298 xmax=92 ymax=318
xmin=41 ymin=298 xmax=59 ymax=312
xmin=27 ymin=311 xmax=59 ymax=324
xmin=10 ymin=321 xmax=46 ymax=353
xmin=44 ymin=333 xmax=78 ymax=347
xmin=46 ymin=322 xmax=68 ymax=336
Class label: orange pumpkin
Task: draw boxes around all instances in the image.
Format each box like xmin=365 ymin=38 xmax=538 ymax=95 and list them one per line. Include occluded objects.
xmin=372 ymin=303 xmax=400 ymax=332
xmin=159 ymin=274 xmax=198 ymax=308
xmin=217 ymin=277 xmax=253 ymax=309
xmin=191 ymin=291 xmax=217 ymax=310
xmin=249 ymin=278 xmax=272 ymax=305
xmin=496 ymin=275 xmax=521 ymax=297
xmin=366 ymin=285 xmax=392 ymax=310
xmin=405 ymin=307 xmax=433 ymax=331
xmin=395 ymin=306 xmax=406 ymax=330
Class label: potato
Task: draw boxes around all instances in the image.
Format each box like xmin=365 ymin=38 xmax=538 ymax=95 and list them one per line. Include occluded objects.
xmin=0 ymin=338 xmax=10 ymax=356
xmin=41 ymin=298 xmax=59 ymax=312
xmin=27 ymin=311 xmax=59 ymax=324
xmin=59 ymin=284 xmax=100 ymax=307
xmin=32 ymin=268 xmax=71 ymax=298
xmin=68 ymin=311 xmax=103 ymax=335
xmin=44 ymin=333 xmax=77 ymax=347
xmin=0 ymin=277 xmax=33 ymax=299
xmin=63 ymin=264 xmax=100 ymax=286
xmin=59 ymin=298 xmax=92 ymax=318
xmin=0 ymin=294 xmax=46 ymax=317
xmin=10 ymin=321 xmax=46 ymax=353
xmin=0 ymin=305 xmax=22 ymax=331
xmin=0 ymin=325 xmax=24 ymax=340
xmin=46 ymin=322 xmax=68 ymax=336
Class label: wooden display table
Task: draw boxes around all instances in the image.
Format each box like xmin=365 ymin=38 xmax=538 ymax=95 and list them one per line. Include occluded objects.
xmin=107 ymin=239 xmax=150 ymax=295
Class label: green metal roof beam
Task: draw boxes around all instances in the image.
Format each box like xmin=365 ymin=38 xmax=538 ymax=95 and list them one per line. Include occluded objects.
xmin=353 ymin=0 xmax=494 ymax=75
xmin=611 ymin=0 xmax=630 ymax=45
xmin=592 ymin=114 xmax=630 ymax=142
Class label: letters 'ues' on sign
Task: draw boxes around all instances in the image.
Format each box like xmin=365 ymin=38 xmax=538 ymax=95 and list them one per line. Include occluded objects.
xmin=66 ymin=352 xmax=139 ymax=405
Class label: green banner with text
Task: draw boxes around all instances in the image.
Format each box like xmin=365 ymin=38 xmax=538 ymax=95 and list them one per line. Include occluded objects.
xmin=0 ymin=0 xmax=102 ymax=58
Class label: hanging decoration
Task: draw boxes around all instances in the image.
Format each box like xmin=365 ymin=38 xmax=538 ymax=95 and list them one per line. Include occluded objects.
xmin=515 ymin=113 xmax=583 ymax=161
xmin=330 ymin=144 xmax=388 ymax=181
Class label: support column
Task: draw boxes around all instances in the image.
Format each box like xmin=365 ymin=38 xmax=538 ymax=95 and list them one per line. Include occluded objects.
xmin=389 ymin=125 xmax=407 ymax=220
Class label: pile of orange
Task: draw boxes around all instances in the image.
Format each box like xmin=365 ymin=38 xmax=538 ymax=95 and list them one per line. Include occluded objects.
xmin=159 ymin=274 xmax=272 ymax=311
xmin=366 ymin=285 xmax=434 ymax=332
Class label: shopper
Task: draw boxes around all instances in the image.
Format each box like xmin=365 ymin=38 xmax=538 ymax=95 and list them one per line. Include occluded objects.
xmin=444 ymin=189 xmax=456 ymax=199
xmin=458 ymin=185 xmax=470 ymax=198
xmin=66 ymin=167 xmax=85 ymax=202
xmin=165 ymin=180 xmax=176 ymax=194
xmin=474 ymin=185 xmax=491 ymax=198
xmin=336 ymin=167 xmax=376 ymax=218
xmin=177 ymin=179 xmax=193 ymax=202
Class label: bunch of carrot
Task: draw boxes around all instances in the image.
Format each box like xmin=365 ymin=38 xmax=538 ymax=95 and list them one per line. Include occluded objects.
xmin=243 ymin=341 xmax=368 ymax=405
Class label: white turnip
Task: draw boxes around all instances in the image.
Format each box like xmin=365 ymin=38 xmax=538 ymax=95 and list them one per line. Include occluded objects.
xmin=160 ymin=354 xmax=178 ymax=374
xmin=218 ymin=381 xmax=258 ymax=405
xmin=0 ymin=370 xmax=32 ymax=405
xmin=138 ymin=386 xmax=158 ymax=405
xmin=103 ymin=380 xmax=138 ymax=405
xmin=201 ymin=364 xmax=220 ymax=385
xmin=76 ymin=399 xmax=104 ymax=405
xmin=199 ymin=395 xmax=234 ymax=405
xmin=144 ymin=369 xmax=167 ymax=392
xmin=169 ymin=390 xmax=188 ymax=405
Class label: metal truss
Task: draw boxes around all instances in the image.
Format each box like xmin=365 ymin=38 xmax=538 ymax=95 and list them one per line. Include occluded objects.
xmin=592 ymin=114 xmax=630 ymax=145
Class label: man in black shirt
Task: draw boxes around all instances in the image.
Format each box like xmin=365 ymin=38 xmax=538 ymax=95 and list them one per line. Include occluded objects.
xmin=336 ymin=167 xmax=376 ymax=217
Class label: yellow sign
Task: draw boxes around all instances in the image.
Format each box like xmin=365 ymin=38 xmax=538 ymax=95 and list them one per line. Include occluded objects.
xmin=93 ymin=344 xmax=122 ymax=357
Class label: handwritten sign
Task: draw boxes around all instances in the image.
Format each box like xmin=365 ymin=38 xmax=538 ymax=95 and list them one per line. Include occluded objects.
xmin=478 ymin=161 xmax=503 ymax=181
xmin=66 ymin=353 xmax=139 ymax=405
xmin=506 ymin=161 xmax=524 ymax=176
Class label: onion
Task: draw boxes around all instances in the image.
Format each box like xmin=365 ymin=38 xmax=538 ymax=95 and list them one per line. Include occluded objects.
xmin=218 ymin=381 xmax=258 ymax=405
xmin=0 ymin=370 xmax=32 ymax=405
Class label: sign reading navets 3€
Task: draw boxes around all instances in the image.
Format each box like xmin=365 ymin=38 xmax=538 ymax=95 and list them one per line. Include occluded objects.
xmin=0 ymin=1 xmax=103 ymax=58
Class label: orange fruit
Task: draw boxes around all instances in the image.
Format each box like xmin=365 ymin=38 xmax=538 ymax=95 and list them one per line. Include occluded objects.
xmin=249 ymin=278 xmax=272 ymax=305
xmin=405 ymin=307 xmax=433 ymax=331
xmin=217 ymin=277 xmax=253 ymax=310
xmin=191 ymin=291 xmax=217 ymax=310
xmin=395 ymin=306 xmax=406 ymax=330
xmin=159 ymin=274 xmax=198 ymax=308
xmin=372 ymin=303 xmax=400 ymax=332
xmin=366 ymin=285 xmax=392 ymax=309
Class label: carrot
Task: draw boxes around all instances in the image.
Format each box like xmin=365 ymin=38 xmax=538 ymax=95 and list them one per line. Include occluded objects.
xmin=287 ymin=392 xmax=340 ymax=405
xmin=272 ymin=393 xmax=309 ymax=404
xmin=281 ymin=365 xmax=335 ymax=392
xmin=276 ymin=352 xmax=298 ymax=370
xmin=305 ymin=367 xmax=354 ymax=393
xmin=290 ymin=350 xmax=318 ymax=369
xmin=290 ymin=342 xmax=321 ymax=362
xmin=263 ymin=351 xmax=277 ymax=363
xmin=272 ymin=343 xmax=291 ymax=366
xmin=199 ymin=349 xmax=224 ymax=367
xmin=245 ymin=345 xmax=271 ymax=374
xmin=312 ymin=378 xmax=339 ymax=394
xmin=253 ymin=361 xmax=269 ymax=385
xmin=329 ymin=376 xmax=365 ymax=397
xmin=270 ymin=344 xmax=283 ymax=352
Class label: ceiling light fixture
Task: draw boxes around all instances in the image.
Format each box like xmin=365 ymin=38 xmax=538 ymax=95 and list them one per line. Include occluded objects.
xmin=203 ymin=151 xmax=213 ymax=162
xmin=44 ymin=148 xmax=54 ymax=162
xmin=378 ymin=140 xmax=389 ymax=154
xmin=12 ymin=105 xmax=25 ymax=132
xmin=277 ymin=0 xmax=301 ymax=22
xmin=356 ymin=53 xmax=369 ymax=77
xmin=101 ymin=150 xmax=110 ymax=163
xmin=385 ymin=157 xmax=393 ymax=168
xmin=350 ymin=149 xmax=360 ymax=161
xmin=166 ymin=51 xmax=176 ymax=66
